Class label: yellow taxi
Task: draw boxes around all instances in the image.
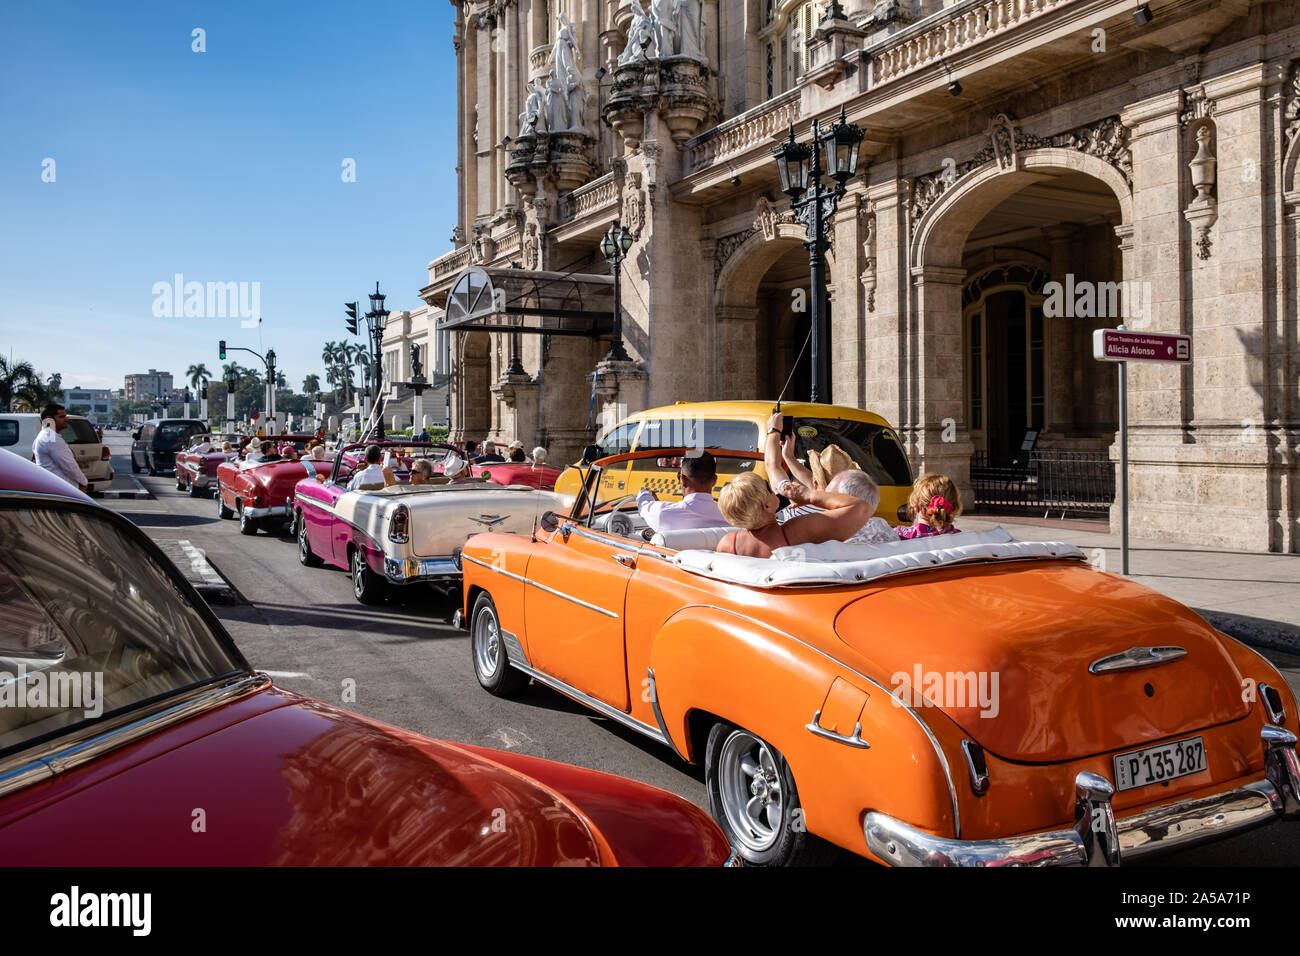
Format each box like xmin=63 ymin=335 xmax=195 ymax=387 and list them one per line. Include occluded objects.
xmin=554 ymin=400 xmax=915 ymax=524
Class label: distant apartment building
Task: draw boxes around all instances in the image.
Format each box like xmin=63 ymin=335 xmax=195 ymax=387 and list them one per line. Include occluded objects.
xmin=60 ymin=387 xmax=113 ymax=423
xmin=124 ymin=369 xmax=174 ymax=402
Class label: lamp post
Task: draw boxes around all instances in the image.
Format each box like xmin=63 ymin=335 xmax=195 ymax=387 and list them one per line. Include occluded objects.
xmin=771 ymin=106 xmax=864 ymax=403
xmin=225 ymin=371 xmax=239 ymax=429
xmin=182 ymin=387 xmax=192 ymax=420
xmin=599 ymin=220 xmax=636 ymax=363
xmin=359 ymin=282 xmax=390 ymax=440
xmin=264 ymin=348 xmax=277 ymax=432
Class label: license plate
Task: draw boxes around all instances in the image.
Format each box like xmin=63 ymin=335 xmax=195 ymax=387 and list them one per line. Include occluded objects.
xmin=1113 ymin=736 xmax=1206 ymax=791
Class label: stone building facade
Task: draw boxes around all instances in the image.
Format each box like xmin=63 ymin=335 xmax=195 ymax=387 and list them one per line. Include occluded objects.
xmin=421 ymin=0 xmax=1300 ymax=553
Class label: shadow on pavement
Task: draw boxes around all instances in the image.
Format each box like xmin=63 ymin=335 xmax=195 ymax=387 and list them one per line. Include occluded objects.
xmin=1195 ymin=608 xmax=1300 ymax=655
xmin=123 ymin=513 xmax=220 ymax=527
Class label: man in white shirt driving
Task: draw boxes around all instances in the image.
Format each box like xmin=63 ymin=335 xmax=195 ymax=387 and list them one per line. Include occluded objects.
xmin=636 ymin=450 xmax=725 ymax=532
xmin=32 ymin=404 xmax=87 ymax=493
xmin=347 ymin=444 xmax=387 ymax=490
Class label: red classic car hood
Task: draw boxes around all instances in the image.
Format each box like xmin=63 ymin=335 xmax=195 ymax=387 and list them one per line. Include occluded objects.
xmin=0 ymin=687 xmax=603 ymax=865
xmin=834 ymin=562 xmax=1249 ymax=762
xmin=244 ymin=460 xmax=331 ymax=496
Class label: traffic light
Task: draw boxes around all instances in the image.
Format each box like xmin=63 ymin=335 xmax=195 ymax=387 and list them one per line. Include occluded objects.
xmin=344 ymin=302 xmax=359 ymax=335
xmin=218 ymin=340 xmax=226 ymax=360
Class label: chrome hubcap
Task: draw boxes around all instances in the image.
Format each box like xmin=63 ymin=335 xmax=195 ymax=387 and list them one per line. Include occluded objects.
xmin=718 ymin=730 xmax=784 ymax=852
xmin=298 ymin=518 xmax=308 ymax=557
xmin=352 ymin=553 xmax=364 ymax=594
xmin=473 ymin=608 xmax=500 ymax=679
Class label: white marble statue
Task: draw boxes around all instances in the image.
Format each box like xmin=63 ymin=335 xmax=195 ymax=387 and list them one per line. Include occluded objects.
xmin=673 ymin=0 xmax=704 ymax=61
xmin=649 ymin=0 xmax=677 ymax=59
xmin=619 ymin=0 xmax=659 ymax=63
xmin=519 ymin=77 xmax=543 ymax=136
xmin=545 ymin=14 xmax=587 ymax=133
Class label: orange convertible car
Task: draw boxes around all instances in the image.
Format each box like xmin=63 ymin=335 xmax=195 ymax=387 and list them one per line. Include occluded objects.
xmin=454 ymin=449 xmax=1300 ymax=866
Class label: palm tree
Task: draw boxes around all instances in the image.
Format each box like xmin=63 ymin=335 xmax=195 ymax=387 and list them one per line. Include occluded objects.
xmin=302 ymin=374 xmax=320 ymax=395
xmin=187 ymin=363 xmax=212 ymax=392
xmin=13 ymin=370 xmax=62 ymax=413
xmin=0 ymin=356 xmax=35 ymax=412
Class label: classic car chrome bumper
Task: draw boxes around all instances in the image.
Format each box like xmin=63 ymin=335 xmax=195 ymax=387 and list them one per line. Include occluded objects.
xmin=864 ymin=726 xmax=1300 ymax=867
xmin=244 ymin=505 xmax=289 ymax=518
xmin=384 ymin=557 xmax=459 ymax=584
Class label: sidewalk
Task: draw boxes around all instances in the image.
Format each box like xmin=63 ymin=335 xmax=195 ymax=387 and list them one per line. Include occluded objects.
xmin=963 ymin=515 xmax=1300 ymax=654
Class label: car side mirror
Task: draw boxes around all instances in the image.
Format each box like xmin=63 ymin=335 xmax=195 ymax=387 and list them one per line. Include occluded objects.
xmin=581 ymin=444 xmax=602 ymax=465
xmin=132 ymin=430 xmax=140 ymax=440
xmin=539 ymin=511 xmax=560 ymax=533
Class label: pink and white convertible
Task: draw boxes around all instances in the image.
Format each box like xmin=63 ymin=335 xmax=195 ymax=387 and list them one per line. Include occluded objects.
xmin=290 ymin=441 xmax=568 ymax=604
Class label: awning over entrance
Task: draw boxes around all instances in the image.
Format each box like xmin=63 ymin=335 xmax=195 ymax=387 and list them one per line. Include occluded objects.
xmin=437 ymin=266 xmax=614 ymax=337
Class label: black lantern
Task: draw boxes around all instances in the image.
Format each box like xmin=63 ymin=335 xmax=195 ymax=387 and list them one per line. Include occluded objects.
xmin=369 ymin=283 xmax=388 ymax=330
xmin=769 ymin=109 xmax=865 ymax=404
xmin=600 ymin=220 xmax=635 ymax=363
xmin=821 ymin=106 xmax=864 ymax=184
xmin=772 ymin=125 xmax=812 ymax=200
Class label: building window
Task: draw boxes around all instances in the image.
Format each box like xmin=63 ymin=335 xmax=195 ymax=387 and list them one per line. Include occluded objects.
xmin=790 ymin=1 xmax=824 ymax=81
xmin=766 ymin=43 xmax=774 ymax=99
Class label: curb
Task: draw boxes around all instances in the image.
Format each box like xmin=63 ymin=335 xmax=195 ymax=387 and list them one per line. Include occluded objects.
xmin=1195 ymin=608 xmax=1300 ymax=658
xmin=99 ymin=474 xmax=152 ymax=500
xmin=165 ymin=539 xmax=239 ymax=605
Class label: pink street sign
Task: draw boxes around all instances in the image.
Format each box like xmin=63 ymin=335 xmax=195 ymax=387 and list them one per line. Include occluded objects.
xmin=1092 ymin=328 xmax=1191 ymax=363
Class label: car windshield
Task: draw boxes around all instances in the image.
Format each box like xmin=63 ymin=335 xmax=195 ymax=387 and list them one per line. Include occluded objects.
xmin=156 ymin=422 xmax=198 ymax=449
xmin=573 ymin=453 xmax=756 ymax=522
xmin=62 ymin=419 xmax=100 ymax=444
xmin=789 ymin=418 xmax=914 ymax=487
xmin=0 ymin=504 xmax=248 ymax=758
xmin=630 ymin=418 xmax=761 ymax=453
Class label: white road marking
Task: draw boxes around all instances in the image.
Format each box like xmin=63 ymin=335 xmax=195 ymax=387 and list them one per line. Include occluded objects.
xmin=487 ymin=726 xmax=542 ymax=752
xmin=260 ymin=670 xmax=311 ymax=679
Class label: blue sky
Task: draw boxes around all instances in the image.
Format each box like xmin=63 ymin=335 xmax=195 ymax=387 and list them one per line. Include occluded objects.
xmin=0 ymin=0 xmax=459 ymax=393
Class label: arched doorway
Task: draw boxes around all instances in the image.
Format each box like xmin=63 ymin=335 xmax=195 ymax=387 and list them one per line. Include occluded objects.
xmin=910 ymin=147 xmax=1134 ymax=510
xmin=714 ymin=225 xmax=831 ymax=401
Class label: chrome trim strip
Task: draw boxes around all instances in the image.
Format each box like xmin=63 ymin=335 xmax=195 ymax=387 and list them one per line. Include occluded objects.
xmin=566 ymin=524 xmax=672 ymax=561
xmin=864 ymin=777 xmax=1286 ymax=867
xmin=506 ymin=659 xmax=667 ymax=747
xmin=1089 ymin=646 xmax=1187 ymax=674
xmin=501 ymin=626 xmax=531 ymax=668
xmin=805 ymin=710 xmax=871 ymax=749
xmin=295 ymin=494 xmax=335 ymax=514
xmin=462 ymin=552 xmax=620 ymax=619
xmin=961 ymin=739 xmax=989 ymax=795
xmin=1262 ymin=725 xmax=1300 ymax=817
xmin=0 ymin=674 xmax=271 ymax=799
xmin=646 ymin=668 xmax=687 ymax=760
xmin=686 ymin=602 xmax=963 ymax=840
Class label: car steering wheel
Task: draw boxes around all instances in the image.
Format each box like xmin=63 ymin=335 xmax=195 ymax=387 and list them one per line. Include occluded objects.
xmin=600 ymin=495 xmax=638 ymax=538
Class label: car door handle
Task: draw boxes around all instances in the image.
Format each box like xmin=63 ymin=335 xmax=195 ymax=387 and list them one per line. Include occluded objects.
xmin=612 ymin=553 xmax=636 ymax=568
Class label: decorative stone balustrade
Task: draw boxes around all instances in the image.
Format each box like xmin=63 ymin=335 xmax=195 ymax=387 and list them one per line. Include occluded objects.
xmin=431 ymin=246 xmax=472 ymax=281
xmin=871 ymin=0 xmax=1071 ymax=87
xmin=684 ymin=88 xmax=800 ymax=174
xmin=557 ymin=171 xmax=619 ymax=222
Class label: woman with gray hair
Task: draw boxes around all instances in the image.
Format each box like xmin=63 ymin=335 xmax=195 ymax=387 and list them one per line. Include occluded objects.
xmin=826 ymin=470 xmax=895 ymax=544
xmin=530 ymin=446 xmax=547 ymax=468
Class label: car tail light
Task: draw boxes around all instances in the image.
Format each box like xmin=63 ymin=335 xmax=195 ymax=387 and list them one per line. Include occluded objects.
xmin=1261 ymin=683 xmax=1286 ymax=725
xmin=101 ymin=447 xmax=111 ymax=461
xmin=253 ymin=494 xmax=265 ymax=506
xmin=389 ymin=506 xmax=410 ymax=544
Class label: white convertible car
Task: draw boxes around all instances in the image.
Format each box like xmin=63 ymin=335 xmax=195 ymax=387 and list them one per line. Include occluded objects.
xmin=291 ymin=442 xmax=569 ymax=603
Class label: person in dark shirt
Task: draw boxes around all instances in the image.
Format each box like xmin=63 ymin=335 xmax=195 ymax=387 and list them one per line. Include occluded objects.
xmin=473 ymin=440 xmax=505 ymax=463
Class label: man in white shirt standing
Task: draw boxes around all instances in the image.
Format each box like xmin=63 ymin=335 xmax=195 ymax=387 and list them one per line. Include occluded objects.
xmin=636 ymin=450 xmax=725 ymax=532
xmin=32 ymin=404 xmax=87 ymax=493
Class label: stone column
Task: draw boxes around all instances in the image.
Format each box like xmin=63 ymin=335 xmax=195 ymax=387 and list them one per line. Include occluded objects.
xmin=829 ymin=189 xmax=864 ymax=408
xmin=475 ymin=18 xmax=494 ymax=223
xmin=716 ymin=305 xmax=760 ymax=398
xmin=504 ymin=0 xmax=520 ymax=211
xmin=908 ymin=264 xmax=975 ymax=503
xmin=1043 ymin=224 xmax=1077 ymax=436
xmin=864 ymin=177 xmax=909 ymax=429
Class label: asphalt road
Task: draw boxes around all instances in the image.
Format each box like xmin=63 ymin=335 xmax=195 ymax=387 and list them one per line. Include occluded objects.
xmin=100 ymin=432 xmax=1300 ymax=866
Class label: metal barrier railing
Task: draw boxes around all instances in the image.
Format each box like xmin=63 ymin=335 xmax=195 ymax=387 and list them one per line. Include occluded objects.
xmin=970 ymin=450 xmax=1115 ymax=518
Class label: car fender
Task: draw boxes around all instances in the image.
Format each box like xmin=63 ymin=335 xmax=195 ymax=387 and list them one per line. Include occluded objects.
xmin=461 ymin=533 xmax=537 ymax=660
xmin=648 ymin=603 xmax=960 ymax=851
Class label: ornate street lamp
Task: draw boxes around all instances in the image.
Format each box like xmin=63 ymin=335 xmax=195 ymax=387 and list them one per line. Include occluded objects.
xmin=771 ymin=106 xmax=864 ymax=403
xmin=364 ymin=282 xmax=390 ymax=440
xmin=599 ymin=220 xmax=636 ymax=363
